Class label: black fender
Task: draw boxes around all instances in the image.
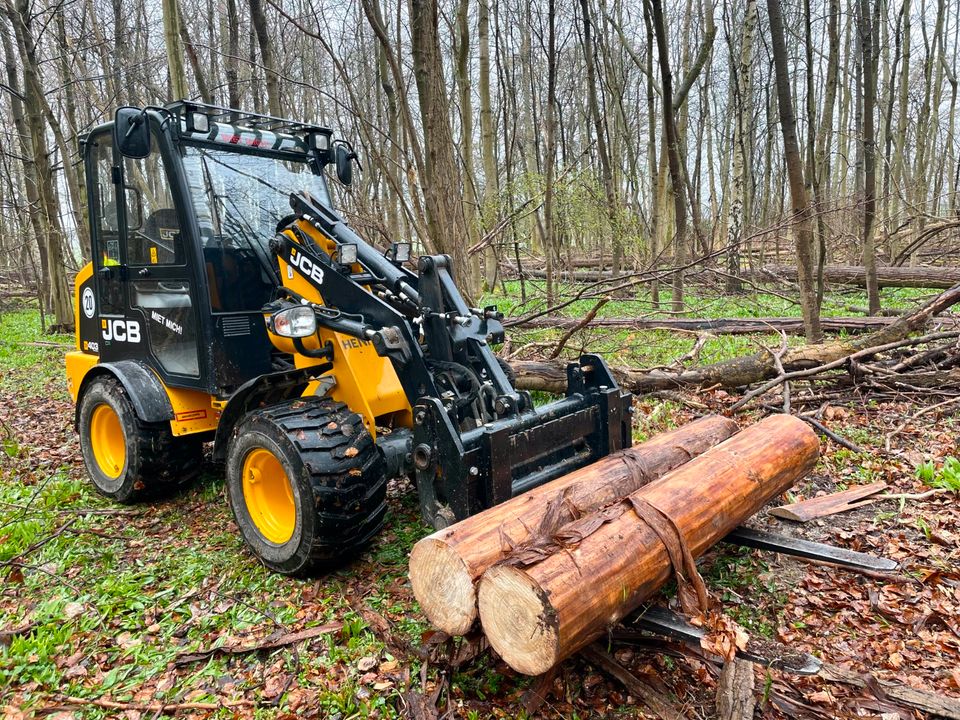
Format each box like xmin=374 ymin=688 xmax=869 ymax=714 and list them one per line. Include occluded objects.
xmin=74 ymin=360 xmax=174 ymax=429
xmin=211 ymin=365 xmax=329 ymax=462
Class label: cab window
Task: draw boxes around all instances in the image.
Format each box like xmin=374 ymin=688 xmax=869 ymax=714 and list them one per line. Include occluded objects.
xmin=122 ymin=151 xmax=182 ymax=265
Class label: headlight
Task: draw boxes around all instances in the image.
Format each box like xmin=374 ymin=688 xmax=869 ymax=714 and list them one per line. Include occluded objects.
xmin=271 ymin=306 xmax=317 ymax=338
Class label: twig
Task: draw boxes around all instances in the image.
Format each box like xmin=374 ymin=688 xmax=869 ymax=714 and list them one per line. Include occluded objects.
xmin=174 ymin=621 xmax=343 ymax=666
xmin=1 ymin=519 xmax=76 ymax=567
xmin=798 ymin=416 xmax=866 ymax=453
xmin=548 ymin=298 xmax=608 ymax=359
xmin=46 ymin=696 xmax=253 ymax=713
xmin=885 ymin=395 xmax=960 ymax=450
xmin=879 ymin=488 xmax=951 ymax=501
xmin=581 ymin=644 xmax=686 ymax=720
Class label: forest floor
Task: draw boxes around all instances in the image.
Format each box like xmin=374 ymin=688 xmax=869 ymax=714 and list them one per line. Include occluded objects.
xmin=0 ymin=285 xmax=958 ymax=719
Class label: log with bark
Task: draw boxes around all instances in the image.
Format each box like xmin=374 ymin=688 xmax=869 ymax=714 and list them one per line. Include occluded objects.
xmin=510 ymin=284 xmax=960 ymax=394
xmin=512 ymin=264 xmax=960 ymax=290
xmin=409 ymin=415 xmax=739 ymax=636
xmin=755 ymin=264 xmax=960 ymax=289
xmin=476 ymin=415 xmax=819 ymax=675
xmin=510 ymin=315 xmax=930 ymax=335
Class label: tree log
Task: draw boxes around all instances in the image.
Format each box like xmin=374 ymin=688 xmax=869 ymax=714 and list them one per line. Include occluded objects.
xmin=511 ymin=315 xmax=928 ymax=335
xmin=510 ymin=264 xmax=960 ymax=290
xmin=755 ymin=264 xmax=960 ymax=289
xmin=510 ymin=284 xmax=960 ymax=394
xmin=477 ymin=415 xmax=819 ymax=675
xmin=409 ymin=415 xmax=739 ymax=636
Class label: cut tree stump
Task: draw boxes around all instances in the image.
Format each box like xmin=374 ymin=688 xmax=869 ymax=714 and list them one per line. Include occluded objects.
xmin=477 ymin=415 xmax=819 ymax=675
xmin=409 ymin=415 xmax=739 ymax=636
xmin=769 ymin=482 xmax=887 ymax=521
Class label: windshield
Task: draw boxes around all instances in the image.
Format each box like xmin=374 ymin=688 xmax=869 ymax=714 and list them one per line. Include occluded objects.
xmin=182 ymin=145 xmax=331 ymax=257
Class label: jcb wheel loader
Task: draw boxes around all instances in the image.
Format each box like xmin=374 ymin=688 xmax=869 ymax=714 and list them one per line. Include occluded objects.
xmin=66 ymin=102 xmax=632 ymax=575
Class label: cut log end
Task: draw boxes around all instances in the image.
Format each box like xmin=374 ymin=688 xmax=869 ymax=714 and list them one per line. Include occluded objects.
xmin=477 ymin=565 xmax=560 ymax=676
xmin=409 ymin=538 xmax=477 ymax=636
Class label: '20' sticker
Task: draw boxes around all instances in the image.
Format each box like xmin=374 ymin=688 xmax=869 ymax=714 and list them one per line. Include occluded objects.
xmin=81 ymin=287 xmax=96 ymax=319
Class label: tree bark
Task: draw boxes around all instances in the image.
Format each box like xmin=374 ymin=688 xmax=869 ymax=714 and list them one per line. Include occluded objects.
xmin=650 ymin=0 xmax=689 ymax=313
xmin=408 ymin=0 xmax=472 ymax=294
xmin=859 ymin=0 xmax=880 ymax=314
xmin=409 ymin=415 xmax=738 ymax=635
xmin=766 ymin=0 xmax=821 ymax=342
xmin=477 ymin=415 xmax=819 ymax=675
xmin=249 ymin=0 xmax=282 ymax=116
xmin=725 ymin=0 xmax=757 ymax=293
xmin=161 ymin=0 xmax=189 ymax=99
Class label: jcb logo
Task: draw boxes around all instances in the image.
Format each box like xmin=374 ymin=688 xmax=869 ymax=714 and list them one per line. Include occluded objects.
xmin=101 ymin=319 xmax=141 ymax=343
xmin=288 ymin=248 xmax=324 ymax=285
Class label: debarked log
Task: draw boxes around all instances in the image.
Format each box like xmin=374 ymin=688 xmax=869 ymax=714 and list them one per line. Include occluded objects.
xmin=409 ymin=415 xmax=739 ymax=636
xmin=477 ymin=414 xmax=819 ymax=675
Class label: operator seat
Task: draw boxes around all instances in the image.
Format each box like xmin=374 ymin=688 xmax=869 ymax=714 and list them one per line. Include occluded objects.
xmin=139 ymin=208 xmax=180 ymax=264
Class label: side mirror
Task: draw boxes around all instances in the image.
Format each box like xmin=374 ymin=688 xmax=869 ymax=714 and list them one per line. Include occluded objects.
xmin=114 ymin=107 xmax=151 ymax=159
xmin=335 ymin=143 xmax=354 ymax=187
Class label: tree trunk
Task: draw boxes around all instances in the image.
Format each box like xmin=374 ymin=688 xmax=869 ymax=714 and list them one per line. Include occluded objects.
xmin=725 ymin=0 xmax=758 ymax=293
xmin=767 ymin=0 xmax=821 ymax=342
xmin=860 ymin=0 xmax=880 ymax=314
xmin=249 ymin=0 xmax=282 ymax=116
xmin=650 ymin=0 xmax=688 ymax=313
xmin=408 ymin=0 xmax=472 ymax=294
xmin=8 ymin=0 xmax=74 ymax=330
xmin=478 ymin=0 xmax=499 ymax=289
xmin=162 ymin=0 xmax=189 ymax=99
xmin=410 ymin=415 xmax=739 ymax=635
xmin=477 ymin=415 xmax=819 ymax=675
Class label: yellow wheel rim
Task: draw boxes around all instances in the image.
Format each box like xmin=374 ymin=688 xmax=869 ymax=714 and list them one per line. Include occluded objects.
xmin=90 ymin=404 xmax=126 ymax=479
xmin=241 ymin=448 xmax=296 ymax=544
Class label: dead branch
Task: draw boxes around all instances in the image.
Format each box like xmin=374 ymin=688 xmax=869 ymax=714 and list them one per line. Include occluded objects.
xmin=511 ymin=315 xmax=921 ymax=335
xmin=548 ymin=298 xmax=608 ymax=359
xmin=511 ymin=284 xmax=960 ymax=396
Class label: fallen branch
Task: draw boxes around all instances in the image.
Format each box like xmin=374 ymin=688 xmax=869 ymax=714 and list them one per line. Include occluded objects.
xmin=511 ymin=315 xmax=928 ymax=335
xmin=819 ymin=662 xmax=960 ymax=719
xmin=549 ymin=299 xmax=608 ymax=359
xmin=48 ymin=696 xmax=253 ymax=713
xmin=511 ymin=284 xmax=960 ymax=395
xmin=581 ymin=644 xmax=686 ymax=720
xmin=174 ymin=622 xmax=342 ymax=666
xmin=755 ymin=264 xmax=960 ymax=289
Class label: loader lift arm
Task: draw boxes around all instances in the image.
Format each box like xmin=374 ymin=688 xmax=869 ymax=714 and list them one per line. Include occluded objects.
xmin=273 ymin=192 xmax=634 ymax=528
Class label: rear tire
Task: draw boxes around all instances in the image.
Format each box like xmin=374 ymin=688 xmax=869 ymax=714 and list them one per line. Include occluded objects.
xmin=78 ymin=376 xmax=202 ymax=503
xmin=225 ymin=397 xmax=387 ymax=575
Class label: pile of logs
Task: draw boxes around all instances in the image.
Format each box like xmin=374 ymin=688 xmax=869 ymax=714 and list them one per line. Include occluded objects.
xmin=409 ymin=414 xmax=820 ymax=675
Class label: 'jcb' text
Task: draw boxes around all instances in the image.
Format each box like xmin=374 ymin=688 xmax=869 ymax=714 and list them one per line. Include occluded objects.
xmin=289 ymin=249 xmax=325 ymax=285
xmin=102 ymin=319 xmax=141 ymax=343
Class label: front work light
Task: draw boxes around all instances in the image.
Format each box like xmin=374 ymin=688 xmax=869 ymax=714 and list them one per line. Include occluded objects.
xmin=187 ymin=112 xmax=210 ymax=134
xmin=386 ymin=242 xmax=411 ymax=264
xmin=338 ymin=243 xmax=358 ymax=265
xmin=271 ymin=305 xmax=317 ymax=338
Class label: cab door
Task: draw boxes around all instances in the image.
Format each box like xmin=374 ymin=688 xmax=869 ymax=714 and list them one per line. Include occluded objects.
xmin=88 ymin=125 xmax=205 ymax=389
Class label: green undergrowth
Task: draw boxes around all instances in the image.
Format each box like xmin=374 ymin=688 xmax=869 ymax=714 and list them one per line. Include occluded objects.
xmin=484 ymin=283 xmax=932 ymax=370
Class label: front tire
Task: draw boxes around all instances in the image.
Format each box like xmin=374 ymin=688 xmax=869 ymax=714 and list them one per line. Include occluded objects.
xmin=225 ymin=397 xmax=387 ymax=575
xmin=77 ymin=376 xmax=202 ymax=503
